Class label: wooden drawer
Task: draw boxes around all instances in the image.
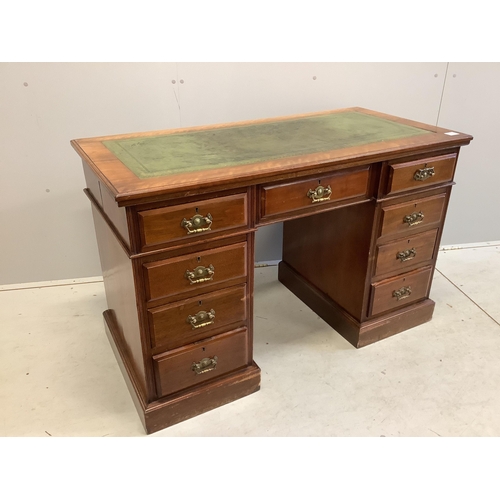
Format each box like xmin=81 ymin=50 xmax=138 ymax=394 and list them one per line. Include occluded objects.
xmin=148 ymin=285 xmax=247 ymax=350
xmin=370 ymin=266 xmax=433 ymax=317
xmin=386 ymin=153 xmax=456 ymax=195
xmin=380 ymin=193 xmax=447 ymax=238
xmin=374 ymin=228 xmax=439 ymax=277
xmin=144 ymin=241 xmax=247 ymax=302
xmin=260 ymin=166 xmax=370 ymax=218
xmin=153 ymin=327 xmax=249 ymax=398
xmin=137 ymin=193 xmax=248 ymax=251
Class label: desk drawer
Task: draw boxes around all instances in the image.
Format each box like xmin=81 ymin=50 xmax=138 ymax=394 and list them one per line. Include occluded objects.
xmin=386 ymin=153 xmax=456 ymax=195
xmin=148 ymin=285 xmax=247 ymax=350
xmin=153 ymin=327 xmax=249 ymax=398
xmin=138 ymin=193 xmax=248 ymax=250
xmin=144 ymin=242 xmax=247 ymax=302
xmin=260 ymin=166 xmax=370 ymax=218
xmin=370 ymin=267 xmax=433 ymax=317
xmin=374 ymin=228 xmax=439 ymax=277
xmin=380 ymin=193 xmax=447 ymax=238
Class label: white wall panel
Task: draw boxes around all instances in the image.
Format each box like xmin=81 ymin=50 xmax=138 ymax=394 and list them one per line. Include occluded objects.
xmin=437 ymin=62 xmax=500 ymax=245
xmin=0 ymin=63 xmax=179 ymax=285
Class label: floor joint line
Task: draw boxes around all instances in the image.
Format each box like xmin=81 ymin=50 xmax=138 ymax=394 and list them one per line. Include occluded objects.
xmin=435 ymin=268 xmax=500 ymax=328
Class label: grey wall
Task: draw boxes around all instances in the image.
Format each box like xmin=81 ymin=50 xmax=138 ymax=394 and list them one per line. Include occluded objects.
xmin=1 ymin=62 xmax=498 ymax=285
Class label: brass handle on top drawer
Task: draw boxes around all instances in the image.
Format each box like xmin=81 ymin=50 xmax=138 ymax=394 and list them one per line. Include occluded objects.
xmin=185 ymin=264 xmax=215 ymax=284
xmin=307 ymin=185 xmax=332 ymax=203
xmin=181 ymin=213 xmax=213 ymax=234
xmin=187 ymin=309 xmax=216 ymax=329
xmin=392 ymin=286 xmax=412 ymax=301
xmin=192 ymin=356 xmax=218 ymax=375
xmin=413 ymin=166 xmax=435 ymax=181
xmin=396 ymin=248 xmax=417 ymax=262
xmin=403 ymin=211 xmax=424 ymax=227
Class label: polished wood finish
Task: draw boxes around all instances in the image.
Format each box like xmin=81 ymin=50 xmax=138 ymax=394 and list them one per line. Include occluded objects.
xmin=373 ymin=228 xmax=438 ymax=277
xmin=138 ymin=192 xmax=248 ymax=252
xmin=153 ymin=327 xmax=249 ymax=398
xmin=148 ymin=284 xmax=247 ymax=351
xmin=379 ymin=192 xmax=447 ymax=238
xmin=72 ymin=107 xmax=472 ymax=433
xmin=370 ymin=266 xmax=433 ymax=317
xmin=260 ymin=166 xmax=370 ymax=218
xmin=386 ymin=153 xmax=457 ymax=195
xmin=144 ymin=241 xmax=247 ymax=302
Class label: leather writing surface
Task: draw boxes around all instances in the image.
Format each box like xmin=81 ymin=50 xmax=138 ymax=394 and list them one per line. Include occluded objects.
xmin=102 ymin=111 xmax=431 ymax=179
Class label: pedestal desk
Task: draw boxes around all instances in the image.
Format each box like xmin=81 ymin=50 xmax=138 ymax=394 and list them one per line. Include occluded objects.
xmin=71 ymin=108 xmax=472 ymax=434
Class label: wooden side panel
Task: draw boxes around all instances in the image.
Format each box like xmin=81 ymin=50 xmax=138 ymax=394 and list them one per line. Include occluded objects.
xmin=91 ymin=205 xmax=147 ymax=394
xmin=282 ymin=201 xmax=376 ymax=321
xmin=101 ymin=184 xmax=131 ymax=247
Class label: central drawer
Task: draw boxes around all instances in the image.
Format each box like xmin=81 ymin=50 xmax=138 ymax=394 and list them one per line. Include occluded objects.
xmin=260 ymin=166 xmax=370 ymax=219
xmin=153 ymin=327 xmax=249 ymax=398
xmin=148 ymin=285 xmax=247 ymax=350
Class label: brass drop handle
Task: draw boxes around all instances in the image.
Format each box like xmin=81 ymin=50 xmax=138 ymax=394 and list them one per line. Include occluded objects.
xmin=307 ymin=185 xmax=332 ymax=203
xmin=396 ymin=248 xmax=417 ymax=262
xmin=187 ymin=309 xmax=216 ymax=329
xmin=403 ymin=211 xmax=424 ymax=227
xmin=185 ymin=264 xmax=215 ymax=284
xmin=181 ymin=213 xmax=213 ymax=234
xmin=192 ymin=356 xmax=218 ymax=375
xmin=414 ymin=166 xmax=435 ymax=181
xmin=392 ymin=286 xmax=412 ymax=301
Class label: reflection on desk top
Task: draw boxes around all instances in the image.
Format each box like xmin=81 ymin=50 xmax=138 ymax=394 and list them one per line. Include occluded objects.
xmin=71 ymin=107 xmax=473 ymax=206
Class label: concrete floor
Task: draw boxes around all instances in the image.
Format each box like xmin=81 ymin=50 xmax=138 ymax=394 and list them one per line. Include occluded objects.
xmin=1 ymin=244 xmax=500 ymax=437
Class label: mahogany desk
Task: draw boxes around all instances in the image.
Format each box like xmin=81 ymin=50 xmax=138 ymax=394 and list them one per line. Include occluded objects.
xmin=71 ymin=108 xmax=472 ymax=434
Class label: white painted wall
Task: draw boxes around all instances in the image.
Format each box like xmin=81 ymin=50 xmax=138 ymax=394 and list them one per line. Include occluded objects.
xmin=0 ymin=62 xmax=497 ymax=285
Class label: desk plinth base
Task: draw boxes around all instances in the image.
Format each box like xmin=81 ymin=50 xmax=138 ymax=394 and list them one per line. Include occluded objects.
xmin=103 ymin=310 xmax=261 ymax=434
xmin=278 ymin=261 xmax=435 ymax=348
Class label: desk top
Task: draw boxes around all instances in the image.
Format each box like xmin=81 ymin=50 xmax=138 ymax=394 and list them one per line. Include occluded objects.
xmin=71 ymin=107 xmax=472 ymax=206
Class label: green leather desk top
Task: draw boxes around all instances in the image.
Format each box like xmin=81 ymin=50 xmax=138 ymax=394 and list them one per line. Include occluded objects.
xmin=102 ymin=111 xmax=431 ymax=179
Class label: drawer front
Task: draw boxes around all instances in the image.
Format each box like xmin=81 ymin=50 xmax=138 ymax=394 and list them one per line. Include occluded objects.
xmin=153 ymin=327 xmax=249 ymax=398
xmin=138 ymin=193 xmax=248 ymax=250
xmin=261 ymin=166 xmax=370 ymax=218
xmin=148 ymin=285 xmax=247 ymax=350
xmin=380 ymin=193 xmax=447 ymax=238
xmin=374 ymin=228 xmax=439 ymax=277
xmin=387 ymin=153 xmax=456 ymax=195
xmin=144 ymin=242 xmax=247 ymax=301
xmin=370 ymin=267 xmax=433 ymax=317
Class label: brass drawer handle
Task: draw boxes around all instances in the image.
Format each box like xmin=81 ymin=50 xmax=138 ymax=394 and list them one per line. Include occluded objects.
xmin=403 ymin=211 xmax=424 ymax=226
xmin=181 ymin=213 xmax=213 ymax=234
xmin=307 ymin=185 xmax=332 ymax=203
xmin=192 ymin=356 xmax=218 ymax=375
xmin=413 ymin=166 xmax=435 ymax=181
xmin=185 ymin=264 xmax=215 ymax=285
xmin=392 ymin=286 xmax=412 ymax=301
xmin=396 ymin=248 xmax=417 ymax=262
xmin=187 ymin=309 xmax=216 ymax=329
